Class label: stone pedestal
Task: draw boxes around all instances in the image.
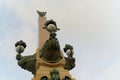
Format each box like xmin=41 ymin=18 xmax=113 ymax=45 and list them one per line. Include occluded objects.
xmin=32 ymin=49 xmax=75 ymax=80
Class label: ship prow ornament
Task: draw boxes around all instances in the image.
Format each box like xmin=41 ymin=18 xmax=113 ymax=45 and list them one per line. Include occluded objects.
xmin=15 ymin=11 xmax=76 ymax=80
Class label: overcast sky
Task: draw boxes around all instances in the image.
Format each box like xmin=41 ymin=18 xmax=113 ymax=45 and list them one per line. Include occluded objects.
xmin=0 ymin=0 xmax=120 ymax=80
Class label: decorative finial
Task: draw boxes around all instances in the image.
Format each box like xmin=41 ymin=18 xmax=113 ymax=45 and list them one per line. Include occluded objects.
xmin=15 ymin=40 xmax=26 ymax=54
xmin=44 ymin=19 xmax=60 ymax=33
xmin=37 ymin=10 xmax=47 ymax=17
xmin=64 ymin=44 xmax=73 ymax=57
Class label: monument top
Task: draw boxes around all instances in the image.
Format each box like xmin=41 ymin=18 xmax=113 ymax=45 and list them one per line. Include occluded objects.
xmin=37 ymin=10 xmax=47 ymax=17
xmin=15 ymin=11 xmax=76 ymax=80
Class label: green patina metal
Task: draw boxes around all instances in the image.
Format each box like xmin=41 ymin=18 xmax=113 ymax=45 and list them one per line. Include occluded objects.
xmin=16 ymin=53 xmax=36 ymax=74
xmin=40 ymin=34 xmax=62 ymax=63
xmin=15 ymin=40 xmax=26 ymax=48
xmin=50 ymin=69 xmax=60 ymax=80
xmin=15 ymin=18 xmax=76 ymax=76
xmin=40 ymin=20 xmax=62 ymax=63
xmin=15 ymin=40 xmax=36 ymax=75
xmin=63 ymin=44 xmax=75 ymax=71
xmin=37 ymin=10 xmax=46 ymax=17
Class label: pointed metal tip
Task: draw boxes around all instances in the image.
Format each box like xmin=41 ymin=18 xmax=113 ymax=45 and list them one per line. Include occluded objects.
xmin=36 ymin=10 xmax=47 ymax=17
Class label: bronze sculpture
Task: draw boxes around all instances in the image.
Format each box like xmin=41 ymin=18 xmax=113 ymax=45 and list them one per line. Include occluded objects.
xmin=15 ymin=11 xmax=76 ymax=80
